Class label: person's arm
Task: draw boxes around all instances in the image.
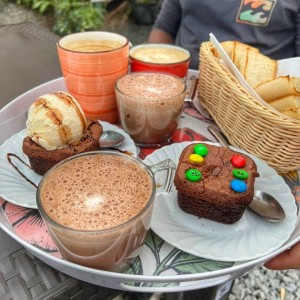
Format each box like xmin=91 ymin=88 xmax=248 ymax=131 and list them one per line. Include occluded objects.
xmin=264 ymin=241 xmax=300 ymax=270
xmin=148 ymin=0 xmax=181 ymax=44
xmin=148 ymin=28 xmax=175 ymax=44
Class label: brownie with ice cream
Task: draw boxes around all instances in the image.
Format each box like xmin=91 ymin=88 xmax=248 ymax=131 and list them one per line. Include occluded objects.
xmin=22 ymin=91 xmax=103 ymax=175
xmin=174 ymin=143 xmax=259 ymax=224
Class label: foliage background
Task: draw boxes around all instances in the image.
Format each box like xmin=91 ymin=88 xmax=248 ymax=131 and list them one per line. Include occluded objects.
xmin=13 ymin=0 xmax=106 ymax=35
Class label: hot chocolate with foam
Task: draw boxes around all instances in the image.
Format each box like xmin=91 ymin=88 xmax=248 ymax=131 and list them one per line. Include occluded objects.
xmin=37 ymin=151 xmax=154 ymax=270
xmin=40 ymin=154 xmax=152 ymax=230
xmin=115 ymin=72 xmax=186 ymax=147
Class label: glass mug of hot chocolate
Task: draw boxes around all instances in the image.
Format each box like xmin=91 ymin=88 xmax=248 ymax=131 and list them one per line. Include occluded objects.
xmin=37 ymin=151 xmax=175 ymax=271
xmin=115 ymin=72 xmax=187 ymax=147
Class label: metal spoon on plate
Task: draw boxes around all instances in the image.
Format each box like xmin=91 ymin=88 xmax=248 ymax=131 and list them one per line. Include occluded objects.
xmin=99 ymin=130 xmax=125 ymax=148
xmin=207 ymin=125 xmax=285 ymax=222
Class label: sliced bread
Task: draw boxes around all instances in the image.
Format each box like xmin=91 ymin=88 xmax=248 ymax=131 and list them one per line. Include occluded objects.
xmin=255 ymin=76 xmax=299 ymax=102
xmin=244 ymin=50 xmax=277 ymax=89
xmin=269 ymin=95 xmax=299 ymax=112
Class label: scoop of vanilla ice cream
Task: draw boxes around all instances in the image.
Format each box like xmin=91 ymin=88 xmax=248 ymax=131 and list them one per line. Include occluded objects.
xmin=26 ymin=92 xmax=87 ymax=150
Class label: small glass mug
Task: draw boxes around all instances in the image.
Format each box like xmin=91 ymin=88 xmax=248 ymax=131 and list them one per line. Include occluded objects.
xmin=115 ymin=72 xmax=187 ymax=147
xmin=37 ymin=150 xmax=175 ymax=271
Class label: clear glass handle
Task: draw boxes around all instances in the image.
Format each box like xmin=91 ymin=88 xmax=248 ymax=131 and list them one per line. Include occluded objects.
xmin=148 ymin=159 xmax=176 ymax=193
xmin=183 ymin=74 xmax=199 ymax=102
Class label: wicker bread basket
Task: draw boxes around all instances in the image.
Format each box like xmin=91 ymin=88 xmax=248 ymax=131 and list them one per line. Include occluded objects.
xmin=198 ymin=42 xmax=300 ymax=173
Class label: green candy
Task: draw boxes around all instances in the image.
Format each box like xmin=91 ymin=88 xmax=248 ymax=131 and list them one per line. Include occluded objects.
xmin=232 ymin=169 xmax=249 ymax=179
xmin=186 ymin=168 xmax=202 ymax=182
xmin=193 ymin=144 xmax=208 ymax=157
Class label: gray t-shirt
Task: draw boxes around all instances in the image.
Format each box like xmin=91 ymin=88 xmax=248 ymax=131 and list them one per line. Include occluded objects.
xmin=153 ymin=0 xmax=300 ymax=69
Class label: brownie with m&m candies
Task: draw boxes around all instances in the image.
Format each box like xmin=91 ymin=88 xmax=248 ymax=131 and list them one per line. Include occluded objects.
xmin=174 ymin=143 xmax=259 ymax=224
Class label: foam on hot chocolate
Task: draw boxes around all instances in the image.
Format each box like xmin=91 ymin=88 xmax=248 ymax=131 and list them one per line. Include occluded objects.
xmin=40 ymin=154 xmax=152 ymax=230
xmin=115 ymin=72 xmax=186 ymax=146
xmin=117 ymin=73 xmax=185 ymax=100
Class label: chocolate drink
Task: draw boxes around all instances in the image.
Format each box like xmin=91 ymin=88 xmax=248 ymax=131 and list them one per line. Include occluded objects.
xmin=115 ymin=73 xmax=186 ymax=146
xmin=37 ymin=152 xmax=154 ymax=271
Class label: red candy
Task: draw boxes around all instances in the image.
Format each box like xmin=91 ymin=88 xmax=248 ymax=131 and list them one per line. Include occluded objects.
xmin=231 ymin=155 xmax=246 ymax=168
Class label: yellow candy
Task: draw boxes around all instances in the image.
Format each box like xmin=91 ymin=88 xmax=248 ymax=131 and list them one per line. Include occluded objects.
xmin=189 ymin=153 xmax=204 ymax=165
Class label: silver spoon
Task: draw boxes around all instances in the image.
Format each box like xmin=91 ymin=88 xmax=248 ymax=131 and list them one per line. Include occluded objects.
xmin=99 ymin=130 xmax=125 ymax=148
xmin=207 ymin=125 xmax=285 ymax=222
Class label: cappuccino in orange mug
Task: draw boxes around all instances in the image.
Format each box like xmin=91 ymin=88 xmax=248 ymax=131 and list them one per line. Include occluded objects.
xmin=57 ymin=32 xmax=130 ymax=123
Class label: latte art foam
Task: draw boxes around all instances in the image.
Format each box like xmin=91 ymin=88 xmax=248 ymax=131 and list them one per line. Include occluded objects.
xmin=130 ymin=46 xmax=190 ymax=64
xmin=40 ymin=154 xmax=152 ymax=230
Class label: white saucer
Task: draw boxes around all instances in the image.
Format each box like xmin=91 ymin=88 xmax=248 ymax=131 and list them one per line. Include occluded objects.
xmin=0 ymin=121 xmax=137 ymax=209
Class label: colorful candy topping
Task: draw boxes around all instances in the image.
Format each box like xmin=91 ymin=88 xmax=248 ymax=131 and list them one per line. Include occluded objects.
xmin=193 ymin=144 xmax=208 ymax=156
xmin=229 ymin=154 xmax=248 ymax=192
xmin=231 ymin=155 xmax=246 ymax=168
xmin=233 ymin=169 xmax=249 ymax=180
xmin=186 ymin=169 xmax=202 ymax=182
xmin=230 ymin=179 xmax=247 ymax=193
xmin=184 ymin=144 xmax=250 ymax=193
xmin=189 ymin=153 xmax=204 ymax=165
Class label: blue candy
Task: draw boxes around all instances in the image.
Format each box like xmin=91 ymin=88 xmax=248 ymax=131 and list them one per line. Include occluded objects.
xmin=230 ymin=179 xmax=247 ymax=193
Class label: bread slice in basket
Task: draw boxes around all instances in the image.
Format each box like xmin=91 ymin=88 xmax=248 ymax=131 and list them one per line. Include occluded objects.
xmin=268 ymin=95 xmax=299 ymax=111
xmin=217 ymin=41 xmax=277 ymax=88
xmin=213 ymin=41 xmax=235 ymax=60
xmin=255 ymin=76 xmax=299 ymax=102
xmin=243 ymin=49 xmax=277 ymax=89
xmin=254 ymin=76 xmax=300 ymax=120
xmin=216 ymin=40 xmax=300 ymax=120
xmin=291 ymin=77 xmax=300 ymax=93
xmin=233 ymin=41 xmax=259 ymax=72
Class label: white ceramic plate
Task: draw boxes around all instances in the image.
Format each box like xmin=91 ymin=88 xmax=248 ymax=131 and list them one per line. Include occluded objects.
xmin=0 ymin=121 xmax=137 ymax=209
xmin=145 ymin=141 xmax=298 ymax=262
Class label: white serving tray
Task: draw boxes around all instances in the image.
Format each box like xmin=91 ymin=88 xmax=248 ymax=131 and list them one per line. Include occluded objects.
xmin=0 ymin=75 xmax=299 ymax=293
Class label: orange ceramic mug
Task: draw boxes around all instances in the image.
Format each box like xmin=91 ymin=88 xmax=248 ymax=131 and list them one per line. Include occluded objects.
xmin=57 ymin=31 xmax=130 ymax=123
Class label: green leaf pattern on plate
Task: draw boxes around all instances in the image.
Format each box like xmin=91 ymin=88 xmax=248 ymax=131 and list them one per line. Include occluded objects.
xmin=118 ymin=230 xmax=233 ymax=288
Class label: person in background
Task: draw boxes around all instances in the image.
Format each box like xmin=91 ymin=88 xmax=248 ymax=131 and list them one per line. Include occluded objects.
xmin=149 ymin=0 xmax=300 ymax=271
xmin=148 ymin=0 xmax=300 ymax=70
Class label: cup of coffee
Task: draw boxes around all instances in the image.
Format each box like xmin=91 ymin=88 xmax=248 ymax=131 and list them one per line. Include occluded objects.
xmin=129 ymin=44 xmax=191 ymax=78
xmin=57 ymin=31 xmax=130 ymax=123
xmin=115 ymin=72 xmax=187 ymax=147
xmin=37 ymin=151 xmax=175 ymax=271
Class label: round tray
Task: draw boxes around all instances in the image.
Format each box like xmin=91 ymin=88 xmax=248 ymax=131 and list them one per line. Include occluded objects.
xmin=0 ymin=75 xmax=299 ymax=293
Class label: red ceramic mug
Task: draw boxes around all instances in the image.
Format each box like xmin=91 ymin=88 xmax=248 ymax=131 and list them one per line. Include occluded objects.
xmin=129 ymin=44 xmax=191 ymax=78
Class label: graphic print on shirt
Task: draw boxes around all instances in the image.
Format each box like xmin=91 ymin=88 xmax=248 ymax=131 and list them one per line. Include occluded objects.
xmin=236 ymin=0 xmax=276 ymax=26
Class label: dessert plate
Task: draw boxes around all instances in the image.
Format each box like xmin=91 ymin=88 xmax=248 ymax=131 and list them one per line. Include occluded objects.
xmin=144 ymin=141 xmax=298 ymax=262
xmin=0 ymin=121 xmax=137 ymax=209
